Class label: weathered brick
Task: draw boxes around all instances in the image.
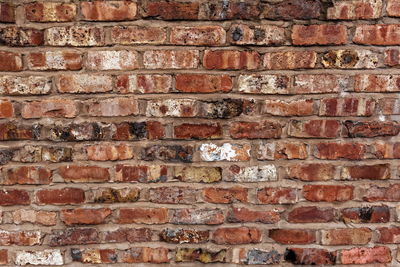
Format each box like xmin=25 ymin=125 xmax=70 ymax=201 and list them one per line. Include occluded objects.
xmin=292 ymin=24 xmax=347 ymax=45
xmin=212 ymin=227 xmax=261 ymax=244
xmin=320 ymin=97 xmax=375 ymax=116
xmin=27 ymin=51 xmax=82 ymax=70
xmin=314 ymin=142 xmax=366 ymax=160
xmin=84 ymin=97 xmax=138 ymax=117
xmin=0 ymin=189 xmax=30 ymax=206
xmin=104 ymin=228 xmax=151 ymax=243
xmin=160 ymin=229 xmax=209 ymax=244
xmin=258 ymin=142 xmax=308 ymax=160
xmin=142 ymin=0 xmax=199 ymax=20
xmin=257 ymin=187 xmax=298 ymax=204
xmin=49 ymin=228 xmax=99 ymax=246
xmin=224 ymin=165 xmax=278 ymax=182
xmin=387 ymin=0 xmax=400 ymax=16
xmin=173 ymin=166 xmax=222 ymax=183
xmin=59 ymin=165 xmax=110 ymax=183
xmin=142 ymin=145 xmax=193 ymax=162
xmin=238 ymin=249 xmax=281 ymax=265
xmin=170 ymin=208 xmax=224 ymax=225
xmin=45 ymin=122 xmax=104 ymax=142
xmin=15 ymin=250 xmax=63 ymax=266
xmin=341 ymin=246 xmax=391 ymax=264
xmin=56 ymin=74 xmax=113 ymax=93
xmin=0 ymin=123 xmax=36 ymax=141
xmin=111 ymin=121 xmax=164 ymax=141
xmin=81 ymin=1 xmax=137 ymax=21
xmin=229 ymin=24 xmax=286 ymax=45
xmin=202 ymin=0 xmax=260 ymax=20
xmin=227 ymin=207 xmax=281 ymax=224
xmin=111 ymin=26 xmax=167 ymax=44
xmin=46 ymin=26 xmax=104 ymax=46
xmin=121 ymin=247 xmax=169 ymax=263
xmin=0 ymin=51 xmax=22 ymax=71
xmin=12 ymin=210 xmax=56 ymax=226
xmin=0 ymin=27 xmax=44 ymax=46
xmin=262 ymin=99 xmax=315 ymax=116
xmin=201 ymin=98 xmax=243 ymax=118
xmin=303 ymin=185 xmax=354 ymax=202
xmin=71 ymin=248 xmax=117 ymax=264
xmin=377 ymin=227 xmax=400 ymax=243
xmin=354 ymin=24 xmax=400 ymax=45
xmin=385 ymin=49 xmax=400 ymax=66
xmin=287 ymin=163 xmax=336 ymax=181
xmin=322 ymin=49 xmax=379 ymax=69
xmin=230 ymin=121 xmax=282 ymax=139
xmin=116 ymin=74 xmax=172 ymax=93
xmin=264 ymin=51 xmax=316 ymax=70
xmin=1 ymin=166 xmax=51 ymax=185
xmin=174 ymin=123 xmax=222 ymax=139
xmin=237 ymin=74 xmax=290 ymax=94
xmin=379 ymin=98 xmax=400 ymax=115
xmin=0 ymin=230 xmax=42 ymax=246
xmin=355 ymin=74 xmax=400 ymax=92
xmin=284 ymin=248 xmax=336 ymax=265
xmin=203 ymin=187 xmax=248 ymax=203
xmin=176 ymin=248 xmax=226 ymax=263
xmin=0 ymin=249 xmax=6 ymax=265
xmin=93 ymin=188 xmax=140 ymax=203
xmin=0 ymin=76 xmax=51 ymax=95
xmin=86 ymin=144 xmax=134 ymax=161
xmin=61 ymin=208 xmax=111 ymax=225
xmin=36 ymin=188 xmax=85 ymax=205
xmin=118 ymin=208 xmax=168 ymax=224
xmin=175 ymin=74 xmax=232 ymax=93
xmin=341 ymin=206 xmax=390 ymax=223
xmin=288 ymin=206 xmax=335 ymax=223
xmin=0 ymin=3 xmax=14 ymax=22
xmin=25 ymin=2 xmax=76 ymax=22
xmin=327 ymin=0 xmax=382 ymax=19
xmin=341 ymin=164 xmax=390 ymax=180
xmin=364 ymin=184 xmax=400 ymax=202
xmin=289 ymin=120 xmax=341 ymax=138
xmin=149 ymin=186 xmax=198 ymax=204
xmin=171 ymin=26 xmax=226 ymax=46
xmin=200 ymin=143 xmax=250 ymax=161
xmin=344 ymin=120 xmax=400 ymax=137
xmin=86 ymin=50 xmax=139 ymax=70
xmin=21 ymin=99 xmax=78 ymax=119
xmin=322 ymin=228 xmax=372 ymax=245
xmin=269 ymin=229 xmax=316 ymax=244
xmin=203 ymin=50 xmax=260 ymax=70
xmin=144 ymin=50 xmax=199 ymax=69
xmin=263 ymin=0 xmax=321 ymax=20
xmin=115 ymin=165 xmax=167 ymax=183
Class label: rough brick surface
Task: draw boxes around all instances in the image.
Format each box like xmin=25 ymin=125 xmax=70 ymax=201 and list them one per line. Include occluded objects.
xmin=0 ymin=1 xmax=398 ymax=266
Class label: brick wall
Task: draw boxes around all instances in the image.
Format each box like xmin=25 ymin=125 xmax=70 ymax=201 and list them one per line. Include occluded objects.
xmin=0 ymin=0 xmax=399 ymax=265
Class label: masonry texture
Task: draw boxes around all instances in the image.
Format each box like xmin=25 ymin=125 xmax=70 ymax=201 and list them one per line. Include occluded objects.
xmin=1 ymin=0 xmax=400 ymax=266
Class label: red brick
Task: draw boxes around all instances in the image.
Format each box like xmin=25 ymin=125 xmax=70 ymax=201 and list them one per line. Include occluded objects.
xmin=379 ymin=98 xmax=400 ymax=115
xmin=354 ymin=24 xmax=400 ymax=45
xmin=288 ymin=206 xmax=335 ymax=223
xmin=342 ymin=164 xmax=390 ymax=180
xmin=160 ymin=229 xmax=209 ymax=244
xmin=1 ymin=166 xmax=52 ymax=185
xmin=229 ymin=24 xmax=286 ymax=45
xmin=61 ymin=208 xmax=111 ymax=225
xmin=385 ymin=49 xmax=400 ymax=66
xmin=364 ymin=184 xmax=400 ymax=202
xmin=170 ymin=208 xmax=224 ymax=225
xmin=171 ymin=26 xmax=226 ymax=46
xmin=86 ymin=50 xmax=139 ymax=70
xmin=0 ymin=51 xmax=22 ymax=71
xmin=322 ymin=228 xmax=372 ymax=245
xmin=344 ymin=120 xmax=400 ymax=138
xmin=257 ymin=187 xmax=298 ymax=204
xmin=27 ymin=51 xmax=82 ymax=70
xmin=144 ymin=50 xmax=199 ymax=69
xmin=45 ymin=26 xmax=104 ymax=46
xmin=229 ymin=121 xmax=282 ymax=139
xmin=104 ymin=228 xmax=152 ymax=243
xmin=284 ymin=248 xmax=336 ymax=265
xmin=176 ymin=74 xmax=232 ymax=93
xmin=293 ymin=74 xmax=349 ymax=94
xmin=227 ymin=207 xmax=281 ymax=224
xmin=263 ymin=0 xmax=321 ymax=20
xmin=25 ymin=2 xmax=76 ymax=22
xmin=81 ymin=1 xmax=137 ymax=21
xmin=292 ymin=24 xmax=347 ymax=45
xmin=387 ymin=0 xmax=400 ymax=16
xmin=303 ymin=185 xmax=354 ymax=202
xmin=84 ymin=97 xmax=138 ymax=117
xmin=355 ymin=74 xmax=400 ymax=92
xmin=203 ymin=50 xmax=260 ymax=70
xmin=203 ymin=187 xmax=248 ymax=204
xmin=288 ymin=120 xmax=341 ymax=138
xmin=377 ymin=227 xmax=400 ymax=243
xmin=115 ymin=165 xmax=167 ymax=183
xmin=59 ymin=165 xmax=110 ymax=183
xmin=86 ymin=144 xmax=134 ymax=161
xmin=374 ymin=142 xmax=400 ymax=159
xmin=212 ymin=227 xmax=261 ymax=244
xmin=341 ymin=246 xmax=391 ymax=264
xmin=174 ymin=123 xmax=222 ymax=139
xmin=287 ymin=164 xmax=336 ymax=181
xmin=314 ymin=142 xmax=366 ymax=160
xmin=0 ymin=189 xmax=30 ymax=206
xmin=204 ymin=0 xmax=260 ymax=20
xmin=264 ymin=51 xmax=316 ymax=70
xmin=122 ymin=247 xmax=169 ymax=263
xmin=341 ymin=206 xmax=390 ymax=223
xmin=269 ymin=229 xmax=315 ymax=244
xmin=0 ymin=27 xmax=44 ymax=46
xmin=111 ymin=26 xmax=167 ymax=45
xmin=0 ymin=250 xmax=7 ymax=265
xmin=143 ymin=0 xmax=199 ymax=20
xmin=116 ymin=74 xmax=172 ymax=93
xmin=36 ymin=188 xmax=85 ymax=205
xmin=49 ymin=228 xmax=99 ymax=246
xmin=258 ymin=142 xmax=308 ymax=160
xmin=12 ymin=210 xmax=57 ymax=226
xmin=0 ymin=100 xmax=13 ymax=118
xmin=149 ymin=186 xmax=198 ymax=204
xmin=320 ymin=97 xmax=375 ymax=116
xmin=0 ymin=230 xmax=42 ymax=246
xmin=327 ymin=0 xmax=382 ymax=19
xmin=262 ymin=99 xmax=315 ymax=116
xmin=118 ymin=208 xmax=168 ymax=224
xmin=146 ymin=99 xmax=198 ymax=117
xmin=57 ymin=74 xmax=113 ymax=94
xmin=21 ymin=99 xmax=77 ymax=119
xmin=0 ymin=3 xmax=14 ymax=22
